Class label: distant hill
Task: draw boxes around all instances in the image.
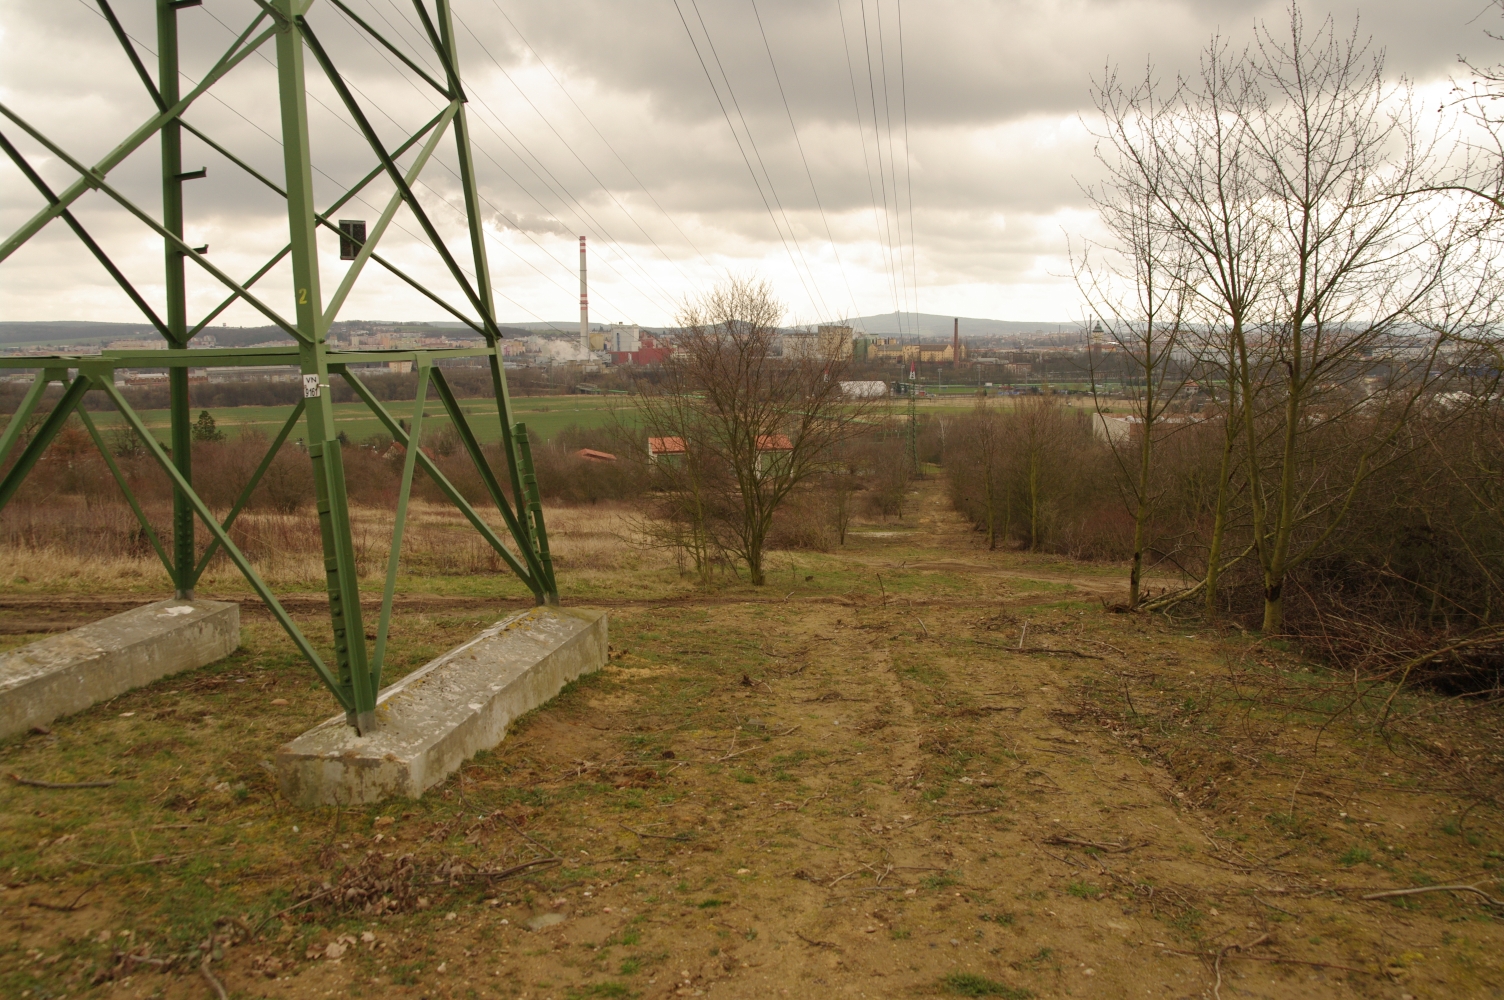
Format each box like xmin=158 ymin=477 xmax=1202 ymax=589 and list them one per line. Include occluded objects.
xmin=437 ymin=321 xmax=658 ymax=336
xmin=0 ymin=320 xmax=524 ymax=350
xmin=0 ymin=321 xmax=159 ymax=347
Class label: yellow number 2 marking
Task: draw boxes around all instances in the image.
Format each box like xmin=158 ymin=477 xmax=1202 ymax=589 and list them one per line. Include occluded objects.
xmin=298 ymin=287 xmax=308 ymax=304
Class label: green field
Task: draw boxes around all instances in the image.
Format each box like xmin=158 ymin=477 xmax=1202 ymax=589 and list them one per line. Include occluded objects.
xmin=79 ymin=391 xmax=1119 ymax=450
xmin=85 ymin=393 xmax=634 ymax=446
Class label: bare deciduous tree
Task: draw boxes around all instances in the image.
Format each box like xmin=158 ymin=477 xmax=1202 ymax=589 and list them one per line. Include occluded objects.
xmin=1087 ymin=8 xmax=1467 ymax=630
xmin=635 ymin=276 xmax=869 ymax=586
xmin=1081 ymin=66 xmax=1198 ymax=607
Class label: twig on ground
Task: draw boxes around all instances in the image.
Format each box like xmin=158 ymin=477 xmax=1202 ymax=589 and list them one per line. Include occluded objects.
xmin=798 ymin=789 xmax=829 ymax=811
xmin=1360 ymin=883 xmax=1504 ymax=907
xmin=498 ymin=811 xmax=561 ymax=859
xmin=73 ymin=854 xmax=187 ymax=869
xmin=1252 ymin=894 xmax=1297 ymax=917
xmin=9 ymin=773 xmax=118 ymax=789
xmin=1042 ymin=835 xmax=1134 ymax=853
xmin=966 ymin=638 xmax=1105 ymax=659
xmin=200 ymin=954 xmax=228 ymax=1000
xmin=897 ymin=807 xmax=997 ymax=832
xmin=1020 ymin=646 xmax=1105 ymax=659
xmin=255 ymin=886 xmax=340 ymax=933
xmin=452 ymin=858 xmax=562 ymax=881
xmin=827 ymin=868 xmax=864 ymax=888
xmin=1214 ymin=934 xmax=1270 ymax=1000
xmin=1159 ymin=941 xmax=1372 ymax=976
xmin=915 ymin=618 xmax=929 ymax=638
xmin=28 ymin=885 xmax=94 ymax=912
xmin=795 ymin=931 xmax=838 ymax=949
xmin=619 ymin=824 xmax=691 ymax=842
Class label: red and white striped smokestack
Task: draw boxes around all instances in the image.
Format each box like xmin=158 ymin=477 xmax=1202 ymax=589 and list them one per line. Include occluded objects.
xmin=579 ymin=236 xmax=589 ymax=356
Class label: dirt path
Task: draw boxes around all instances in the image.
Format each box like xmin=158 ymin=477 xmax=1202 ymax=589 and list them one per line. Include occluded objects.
xmin=2 ymin=479 xmax=1499 ymax=999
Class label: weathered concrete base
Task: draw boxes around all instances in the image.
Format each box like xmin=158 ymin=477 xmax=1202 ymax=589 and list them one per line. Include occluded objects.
xmin=275 ymin=607 xmax=607 ymax=807
xmin=0 ymin=598 xmax=240 ymax=741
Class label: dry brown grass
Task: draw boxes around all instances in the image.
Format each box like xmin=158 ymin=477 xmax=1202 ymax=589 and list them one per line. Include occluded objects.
xmin=0 ymin=497 xmax=661 ymax=593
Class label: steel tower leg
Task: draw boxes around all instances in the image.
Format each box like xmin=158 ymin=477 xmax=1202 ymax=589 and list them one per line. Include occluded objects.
xmin=435 ymin=0 xmax=554 ymax=602
xmin=275 ymin=0 xmax=375 ymax=733
xmin=158 ymin=0 xmax=194 ymax=599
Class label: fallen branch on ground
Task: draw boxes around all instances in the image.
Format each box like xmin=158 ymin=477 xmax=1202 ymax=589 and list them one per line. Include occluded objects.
xmin=619 ymin=824 xmax=691 ymax=842
xmin=449 ymin=857 xmax=561 ymax=881
xmin=28 ymin=885 xmax=94 ymax=912
xmin=1043 ymin=835 xmax=1135 ymax=853
xmin=1360 ymin=883 xmax=1504 ymax=907
xmin=1160 ymin=938 xmax=1374 ymax=978
xmin=795 ymin=931 xmax=838 ymax=949
xmin=9 ymin=773 xmax=118 ymax=789
xmin=200 ymin=955 xmax=227 ymax=1000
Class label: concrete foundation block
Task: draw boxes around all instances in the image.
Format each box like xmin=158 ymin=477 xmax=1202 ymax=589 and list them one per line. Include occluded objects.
xmin=275 ymin=607 xmax=607 ymax=808
xmin=0 ymin=598 xmax=240 ymax=741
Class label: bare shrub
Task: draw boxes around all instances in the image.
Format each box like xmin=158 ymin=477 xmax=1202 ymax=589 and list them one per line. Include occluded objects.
xmin=949 ymin=398 xmax=1111 ymax=553
xmin=254 ymin=445 xmax=315 ymax=514
xmin=632 ymin=275 xmax=872 ymax=585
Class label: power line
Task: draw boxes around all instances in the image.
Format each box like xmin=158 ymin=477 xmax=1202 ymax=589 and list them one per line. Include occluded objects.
xmin=671 ymin=0 xmax=827 ymax=321
xmin=97 ymin=1 xmax=584 ymax=332
xmin=875 ymin=0 xmax=915 ymax=333
xmin=451 ymin=9 xmax=700 ymax=290
xmin=327 ymin=6 xmax=605 ymax=318
xmin=896 ymin=0 xmax=921 ymax=335
xmin=367 ymin=0 xmax=685 ymax=316
xmin=835 ymin=0 xmax=889 ymax=334
xmin=749 ymin=0 xmax=862 ymax=323
xmin=214 ymin=3 xmax=613 ymax=328
xmin=858 ymin=0 xmax=906 ymax=336
xmin=686 ymin=0 xmax=831 ymax=322
xmin=483 ymin=0 xmax=716 ymax=272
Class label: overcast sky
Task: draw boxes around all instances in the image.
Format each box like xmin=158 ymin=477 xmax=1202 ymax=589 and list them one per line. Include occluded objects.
xmin=0 ymin=0 xmax=1497 ymax=331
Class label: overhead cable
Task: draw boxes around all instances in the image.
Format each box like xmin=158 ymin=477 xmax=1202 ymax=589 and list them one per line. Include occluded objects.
xmin=876 ymin=0 xmax=916 ymax=333
xmin=749 ymin=0 xmax=862 ymax=323
xmin=484 ymin=0 xmax=715 ymax=270
xmin=835 ymin=0 xmax=890 ymax=334
xmin=671 ymin=0 xmax=827 ymax=321
xmin=897 ymin=0 xmax=921 ymax=334
xmin=368 ymin=0 xmax=684 ymax=315
xmin=858 ymin=0 xmax=907 ymax=336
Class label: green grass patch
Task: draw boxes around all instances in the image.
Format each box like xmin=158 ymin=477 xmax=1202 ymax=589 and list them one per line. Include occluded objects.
xmin=1066 ymin=881 xmax=1102 ymax=899
xmin=939 ymin=972 xmax=1032 ymax=998
xmin=1339 ymin=847 xmax=1372 ymax=866
xmin=567 ymin=983 xmax=635 ymax=999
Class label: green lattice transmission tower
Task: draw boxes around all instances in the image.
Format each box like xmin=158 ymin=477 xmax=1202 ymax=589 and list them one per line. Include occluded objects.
xmin=0 ymin=0 xmax=558 ymax=735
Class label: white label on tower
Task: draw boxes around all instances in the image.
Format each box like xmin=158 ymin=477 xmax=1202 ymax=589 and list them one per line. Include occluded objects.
xmin=303 ymin=374 xmax=321 ymax=399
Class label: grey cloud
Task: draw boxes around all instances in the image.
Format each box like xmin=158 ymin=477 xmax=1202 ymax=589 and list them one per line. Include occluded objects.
xmin=2 ymin=0 xmax=1499 ymax=326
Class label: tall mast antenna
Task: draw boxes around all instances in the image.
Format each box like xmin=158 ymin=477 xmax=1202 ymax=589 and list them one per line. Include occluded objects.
xmin=579 ymin=236 xmax=589 ymax=356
